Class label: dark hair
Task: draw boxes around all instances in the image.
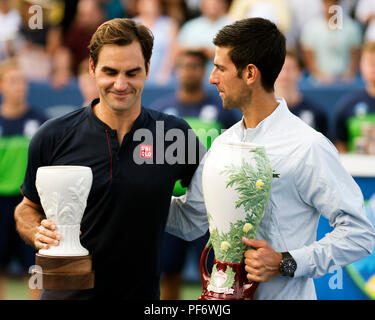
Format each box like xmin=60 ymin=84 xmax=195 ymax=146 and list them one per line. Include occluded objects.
xmin=179 ymin=50 xmax=208 ymax=67
xmin=213 ymin=18 xmax=286 ymax=92
xmin=88 ymin=18 xmax=154 ymax=73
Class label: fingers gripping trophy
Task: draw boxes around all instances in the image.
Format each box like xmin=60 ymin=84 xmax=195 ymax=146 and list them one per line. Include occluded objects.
xmin=199 ymin=142 xmax=273 ymax=300
xmin=33 ymin=166 xmax=94 ymax=290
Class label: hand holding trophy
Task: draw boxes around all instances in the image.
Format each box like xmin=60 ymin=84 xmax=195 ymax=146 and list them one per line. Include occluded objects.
xmin=32 ymin=166 xmax=94 ymax=290
xmin=199 ymin=142 xmax=273 ymax=300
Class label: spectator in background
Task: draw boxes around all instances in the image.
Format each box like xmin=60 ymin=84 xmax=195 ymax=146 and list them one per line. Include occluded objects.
xmin=16 ymin=0 xmax=72 ymax=88
xmin=300 ymin=0 xmax=362 ymax=85
xmin=59 ymin=0 xmax=79 ymax=34
xmin=0 ymin=58 xmax=47 ymax=300
xmin=121 ymin=0 xmax=138 ymax=18
xmin=0 ymin=0 xmax=21 ymax=61
xmin=77 ymin=59 xmax=98 ymax=107
xmin=150 ymin=50 xmax=240 ymax=300
xmin=163 ymin=0 xmax=188 ymax=26
xmin=275 ymin=50 xmax=328 ymax=137
xmin=334 ymin=42 xmax=375 ymax=153
xmin=133 ymin=0 xmax=179 ymax=86
xmin=178 ymin=0 xmax=230 ymax=61
xmin=151 ymin=50 xmax=239 ymax=129
xmin=285 ymin=0 xmax=322 ymax=51
xmin=184 ymin=0 xmax=204 ymax=21
xmin=177 ymin=0 xmax=230 ymax=82
xmin=99 ymin=0 xmax=126 ymax=19
xmin=355 ymin=0 xmax=375 ymax=42
xmin=228 ymin=0 xmax=292 ymax=39
xmin=64 ymin=0 xmax=106 ymax=75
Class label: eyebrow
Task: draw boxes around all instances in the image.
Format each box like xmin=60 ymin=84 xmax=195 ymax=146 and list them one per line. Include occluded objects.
xmin=101 ymin=66 xmax=142 ymax=74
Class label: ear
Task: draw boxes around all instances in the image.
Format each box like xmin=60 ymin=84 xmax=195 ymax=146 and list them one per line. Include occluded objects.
xmin=89 ymin=58 xmax=95 ymax=76
xmin=244 ymin=64 xmax=258 ymax=86
xmin=145 ymin=61 xmax=150 ymax=80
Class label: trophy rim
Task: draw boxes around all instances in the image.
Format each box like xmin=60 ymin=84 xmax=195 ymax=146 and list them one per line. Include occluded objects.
xmin=37 ymin=165 xmax=92 ymax=172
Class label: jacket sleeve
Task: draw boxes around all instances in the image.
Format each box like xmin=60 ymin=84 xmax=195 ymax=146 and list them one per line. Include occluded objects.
xmin=165 ymin=153 xmax=209 ymax=241
xmin=290 ymin=135 xmax=375 ymax=278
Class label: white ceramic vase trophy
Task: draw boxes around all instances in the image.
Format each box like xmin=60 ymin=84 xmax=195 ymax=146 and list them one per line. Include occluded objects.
xmin=199 ymin=142 xmax=274 ymax=300
xmin=33 ymin=166 xmax=95 ymax=290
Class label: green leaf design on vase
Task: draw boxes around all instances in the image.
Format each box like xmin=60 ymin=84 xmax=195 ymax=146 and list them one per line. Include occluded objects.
xmin=208 ymin=147 xmax=273 ymax=263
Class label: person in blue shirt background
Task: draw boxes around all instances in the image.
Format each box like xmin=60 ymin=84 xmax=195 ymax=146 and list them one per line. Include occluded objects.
xmin=275 ymin=50 xmax=329 ymax=138
xmin=334 ymin=41 xmax=375 ymax=153
xmin=0 ymin=58 xmax=47 ymax=300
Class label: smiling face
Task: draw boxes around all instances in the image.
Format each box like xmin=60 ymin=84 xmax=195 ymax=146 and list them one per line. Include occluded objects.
xmin=209 ymin=46 xmax=251 ymax=110
xmin=90 ymin=42 xmax=149 ymax=115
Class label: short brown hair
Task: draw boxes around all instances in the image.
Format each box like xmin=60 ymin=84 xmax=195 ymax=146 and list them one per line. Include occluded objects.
xmin=88 ymin=18 xmax=154 ymax=73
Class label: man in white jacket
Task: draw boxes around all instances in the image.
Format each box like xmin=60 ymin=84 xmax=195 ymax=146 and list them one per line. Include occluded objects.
xmin=166 ymin=17 xmax=375 ymax=299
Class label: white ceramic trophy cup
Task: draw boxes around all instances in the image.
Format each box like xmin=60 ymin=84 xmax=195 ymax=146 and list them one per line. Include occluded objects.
xmin=33 ymin=166 xmax=95 ymax=290
xmin=199 ymin=141 xmax=273 ymax=300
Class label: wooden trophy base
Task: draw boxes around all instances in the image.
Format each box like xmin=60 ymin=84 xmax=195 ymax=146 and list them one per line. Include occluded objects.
xmin=33 ymin=253 xmax=95 ymax=290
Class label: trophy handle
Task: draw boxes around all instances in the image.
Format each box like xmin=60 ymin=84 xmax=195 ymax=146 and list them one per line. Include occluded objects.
xmin=199 ymin=244 xmax=212 ymax=288
xmin=243 ymin=280 xmax=259 ymax=300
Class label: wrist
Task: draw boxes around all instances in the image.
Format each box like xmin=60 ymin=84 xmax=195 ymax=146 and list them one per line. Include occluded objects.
xmin=279 ymin=252 xmax=297 ymax=277
xmin=276 ymin=252 xmax=283 ymax=275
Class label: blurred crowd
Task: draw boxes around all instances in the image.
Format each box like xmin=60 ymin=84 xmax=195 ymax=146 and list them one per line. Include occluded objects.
xmin=0 ymin=0 xmax=374 ymax=87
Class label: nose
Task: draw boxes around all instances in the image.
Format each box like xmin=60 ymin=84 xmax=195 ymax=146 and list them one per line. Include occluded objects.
xmin=209 ymin=68 xmax=218 ymax=85
xmin=113 ymin=74 xmax=128 ymax=91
